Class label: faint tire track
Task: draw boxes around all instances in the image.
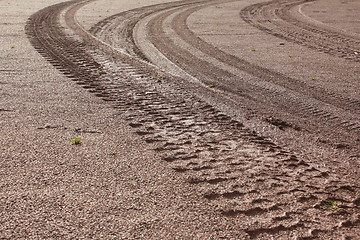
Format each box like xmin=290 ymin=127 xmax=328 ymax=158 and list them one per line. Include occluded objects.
xmin=240 ymin=0 xmax=360 ymax=62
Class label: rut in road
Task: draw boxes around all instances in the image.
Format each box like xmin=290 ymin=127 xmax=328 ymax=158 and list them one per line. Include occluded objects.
xmin=26 ymin=0 xmax=360 ymax=239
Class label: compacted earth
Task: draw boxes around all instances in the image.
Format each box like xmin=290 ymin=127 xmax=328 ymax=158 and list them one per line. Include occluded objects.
xmin=0 ymin=0 xmax=359 ymax=239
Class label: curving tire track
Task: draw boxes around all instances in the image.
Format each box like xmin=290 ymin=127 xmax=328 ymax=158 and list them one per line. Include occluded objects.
xmin=240 ymin=0 xmax=360 ymax=62
xmin=25 ymin=0 xmax=105 ymax=87
xmin=26 ymin=0 xmax=359 ymax=239
xmin=90 ymin=1 xmax=360 ymax=145
xmin=140 ymin=1 xmax=360 ymax=145
xmin=88 ymin=0 xmax=208 ymax=60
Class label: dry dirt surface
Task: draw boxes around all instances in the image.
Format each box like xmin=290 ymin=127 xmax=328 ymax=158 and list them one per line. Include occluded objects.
xmin=1 ymin=0 xmax=359 ymax=239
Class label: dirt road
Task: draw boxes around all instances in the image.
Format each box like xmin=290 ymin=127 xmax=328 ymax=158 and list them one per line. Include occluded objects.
xmin=1 ymin=0 xmax=359 ymax=239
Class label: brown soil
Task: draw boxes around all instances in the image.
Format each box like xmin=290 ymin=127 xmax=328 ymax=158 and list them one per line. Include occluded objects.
xmin=1 ymin=0 xmax=359 ymax=239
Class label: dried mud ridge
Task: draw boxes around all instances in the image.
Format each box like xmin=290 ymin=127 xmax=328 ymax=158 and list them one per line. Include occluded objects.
xmin=91 ymin=0 xmax=360 ymax=153
xmin=25 ymin=0 xmax=359 ymax=239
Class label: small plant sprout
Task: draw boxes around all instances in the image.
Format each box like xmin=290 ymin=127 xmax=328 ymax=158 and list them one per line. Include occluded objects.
xmin=95 ymin=69 xmax=103 ymax=75
xmin=251 ymin=48 xmax=256 ymax=52
xmin=310 ymin=77 xmax=318 ymax=80
xmin=71 ymin=137 xmax=82 ymax=145
xmin=155 ymin=74 xmax=162 ymax=79
xmin=10 ymin=46 xmax=15 ymax=49
xmin=208 ymin=84 xmax=215 ymax=88
xmin=323 ymin=201 xmax=341 ymax=211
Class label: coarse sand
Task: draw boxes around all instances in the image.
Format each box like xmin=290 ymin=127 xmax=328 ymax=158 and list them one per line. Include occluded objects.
xmin=0 ymin=0 xmax=245 ymax=238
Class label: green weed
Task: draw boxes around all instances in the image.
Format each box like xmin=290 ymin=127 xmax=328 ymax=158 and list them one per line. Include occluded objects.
xmin=155 ymin=74 xmax=163 ymax=79
xmin=323 ymin=201 xmax=341 ymax=211
xmin=95 ymin=69 xmax=104 ymax=75
xmin=71 ymin=137 xmax=82 ymax=145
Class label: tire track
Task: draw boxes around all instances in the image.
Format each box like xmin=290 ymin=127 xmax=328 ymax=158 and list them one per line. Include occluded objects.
xmin=26 ymin=0 xmax=360 ymax=239
xmin=240 ymin=0 xmax=360 ymax=62
xmin=96 ymin=54 xmax=360 ymax=240
xmin=89 ymin=0 xmax=207 ymax=60
xmin=142 ymin=1 xmax=359 ymax=140
xmin=90 ymin=1 xmax=360 ymax=140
